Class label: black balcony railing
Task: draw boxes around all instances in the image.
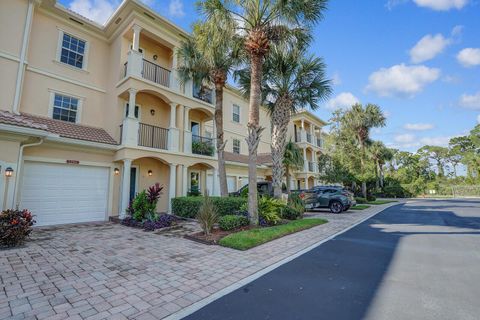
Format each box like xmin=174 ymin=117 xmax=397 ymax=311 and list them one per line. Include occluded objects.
xmin=306 ymin=133 xmax=312 ymax=143
xmin=138 ymin=123 xmax=168 ymax=150
xmin=142 ymin=59 xmax=171 ymax=87
xmin=192 ymin=134 xmax=214 ymax=156
xmin=193 ymin=83 xmax=213 ymax=104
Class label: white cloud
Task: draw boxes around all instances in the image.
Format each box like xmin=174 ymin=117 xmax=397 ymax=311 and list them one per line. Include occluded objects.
xmin=366 ymin=64 xmax=440 ymax=97
xmin=69 ymin=0 xmax=118 ymax=25
xmin=459 ymin=91 xmax=480 ymax=110
xmin=404 ymin=123 xmax=434 ymax=131
xmin=419 ymin=136 xmax=451 ymax=147
xmin=385 ymin=0 xmax=408 ymax=10
xmin=332 ymin=72 xmax=342 ymax=86
xmin=169 ymin=0 xmax=185 ymax=17
xmin=325 ymin=92 xmax=360 ymax=110
xmin=395 ymin=133 xmax=416 ymax=144
xmin=413 ymin=0 xmax=469 ymax=11
xmin=409 ymin=34 xmax=450 ymax=63
xmin=457 ymin=48 xmax=480 ymax=68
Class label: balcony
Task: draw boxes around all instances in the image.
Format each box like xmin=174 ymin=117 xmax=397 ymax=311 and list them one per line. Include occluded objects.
xmin=192 ymin=134 xmax=214 ymax=156
xmin=193 ymin=83 xmax=213 ymax=104
xmin=316 ymin=138 xmax=323 ymax=148
xmin=306 ymin=133 xmax=312 ymax=143
xmin=138 ymin=123 xmax=169 ymax=149
xmin=308 ymin=161 xmax=314 ymax=172
xmin=124 ymin=53 xmax=171 ymax=88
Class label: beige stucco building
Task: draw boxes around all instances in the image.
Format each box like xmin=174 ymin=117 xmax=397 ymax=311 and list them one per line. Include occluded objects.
xmin=0 ymin=0 xmax=327 ymax=226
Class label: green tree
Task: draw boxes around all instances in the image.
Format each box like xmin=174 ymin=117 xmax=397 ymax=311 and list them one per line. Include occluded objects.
xmin=332 ymin=103 xmax=386 ymax=197
xmin=283 ymin=140 xmax=304 ymax=194
xmin=418 ymin=145 xmax=449 ymax=177
xmin=177 ymin=23 xmax=240 ymax=196
xmin=237 ymin=46 xmax=331 ymax=198
xmin=368 ymin=141 xmax=393 ymax=189
xmin=199 ymin=0 xmax=328 ymax=224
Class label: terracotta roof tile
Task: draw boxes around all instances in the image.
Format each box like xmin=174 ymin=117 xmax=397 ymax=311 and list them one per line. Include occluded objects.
xmin=224 ymin=151 xmax=271 ymax=165
xmin=0 ymin=111 xmax=118 ymax=145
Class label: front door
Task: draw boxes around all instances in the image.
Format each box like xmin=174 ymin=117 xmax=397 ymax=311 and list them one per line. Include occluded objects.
xmin=129 ymin=167 xmax=137 ymax=201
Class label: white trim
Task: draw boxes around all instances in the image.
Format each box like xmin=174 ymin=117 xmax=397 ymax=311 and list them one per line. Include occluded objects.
xmin=164 ymin=202 xmax=401 ymax=320
xmin=27 ymin=66 xmax=106 ymax=93
xmin=232 ymin=104 xmax=241 ymax=124
xmin=124 ymin=101 xmax=142 ymax=121
xmin=48 ymin=90 xmax=84 ymax=124
xmin=55 ymin=28 xmax=90 ymax=72
xmin=0 ymin=123 xmax=50 ymax=137
xmin=23 ymin=156 xmax=113 ymax=168
xmin=0 ymin=50 xmax=22 ymax=63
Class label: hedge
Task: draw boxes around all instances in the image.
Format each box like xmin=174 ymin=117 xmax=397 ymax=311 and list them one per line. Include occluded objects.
xmin=171 ymin=196 xmax=247 ymax=218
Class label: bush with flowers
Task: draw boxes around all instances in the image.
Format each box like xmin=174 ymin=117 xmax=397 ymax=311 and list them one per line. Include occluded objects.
xmin=0 ymin=209 xmax=35 ymax=247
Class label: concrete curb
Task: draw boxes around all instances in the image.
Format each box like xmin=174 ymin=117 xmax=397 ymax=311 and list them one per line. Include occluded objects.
xmin=163 ymin=201 xmax=402 ymax=320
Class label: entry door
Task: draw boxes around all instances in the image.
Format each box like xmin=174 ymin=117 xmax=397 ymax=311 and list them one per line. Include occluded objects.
xmin=129 ymin=167 xmax=137 ymax=201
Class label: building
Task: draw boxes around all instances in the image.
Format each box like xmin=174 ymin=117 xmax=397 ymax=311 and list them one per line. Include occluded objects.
xmin=0 ymin=0 xmax=327 ymax=226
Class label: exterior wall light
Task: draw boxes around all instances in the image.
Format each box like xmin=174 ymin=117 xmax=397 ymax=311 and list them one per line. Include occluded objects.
xmin=5 ymin=167 xmax=13 ymax=177
xmin=150 ymin=109 xmax=155 ymax=116
xmin=148 ymin=170 xmax=153 ymax=176
xmin=114 ymin=168 xmax=120 ymax=175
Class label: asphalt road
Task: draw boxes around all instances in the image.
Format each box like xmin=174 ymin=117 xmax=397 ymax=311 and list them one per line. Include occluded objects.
xmin=183 ymin=199 xmax=480 ymax=320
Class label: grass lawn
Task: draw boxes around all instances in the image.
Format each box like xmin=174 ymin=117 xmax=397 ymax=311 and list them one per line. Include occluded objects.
xmin=219 ymin=218 xmax=328 ymax=251
xmin=367 ymin=200 xmax=398 ymax=205
xmin=350 ymin=205 xmax=371 ymax=210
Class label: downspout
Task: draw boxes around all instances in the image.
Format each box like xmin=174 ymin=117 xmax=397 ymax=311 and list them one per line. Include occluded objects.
xmin=12 ymin=0 xmax=35 ymax=114
xmin=13 ymin=138 xmax=43 ymax=207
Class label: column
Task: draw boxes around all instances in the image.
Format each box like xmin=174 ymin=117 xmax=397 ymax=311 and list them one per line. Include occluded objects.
xmin=168 ymin=103 xmax=179 ymax=151
xmin=212 ymin=167 xmax=220 ymax=196
xmin=168 ymin=163 xmax=177 ymax=213
xmin=182 ymin=165 xmax=188 ymax=196
xmin=303 ymin=147 xmax=308 ymax=172
xmin=128 ymin=89 xmax=137 ymax=118
xmin=300 ymin=119 xmax=306 ymax=142
xmin=305 ymin=178 xmax=309 ymax=189
xmin=120 ymin=159 xmax=132 ymax=218
xmin=171 ymin=49 xmax=180 ymax=91
xmin=183 ymin=106 xmax=192 ymax=153
xmin=122 ymin=89 xmax=139 ymax=147
xmin=132 ymin=24 xmax=142 ymax=51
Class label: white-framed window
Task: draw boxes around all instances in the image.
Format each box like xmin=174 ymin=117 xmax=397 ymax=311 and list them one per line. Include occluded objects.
xmin=57 ymin=30 xmax=88 ymax=70
xmin=51 ymin=93 xmax=80 ymax=123
xmin=232 ymin=104 xmax=240 ymax=123
xmin=233 ymin=138 xmax=241 ymax=154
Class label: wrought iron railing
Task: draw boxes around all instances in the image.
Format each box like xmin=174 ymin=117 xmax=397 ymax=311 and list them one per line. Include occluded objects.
xmin=192 ymin=134 xmax=214 ymax=156
xmin=142 ymin=59 xmax=171 ymax=87
xmin=138 ymin=123 xmax=168 ymax=150
xmin=193 ymin=83 xmax=213 ymax=104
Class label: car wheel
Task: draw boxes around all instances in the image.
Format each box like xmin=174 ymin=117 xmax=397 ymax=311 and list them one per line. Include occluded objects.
xmin=343 ymin=205 xmax=350 ymax=212
xmin=329 ymin=201 xmax=343 ymax=214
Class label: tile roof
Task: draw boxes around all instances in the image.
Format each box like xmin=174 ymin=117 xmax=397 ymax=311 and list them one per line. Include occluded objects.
xmin=224 ymin=151 xmax=272 ymax=165
xmin=0 ymin=111 xmax=118 ymax=145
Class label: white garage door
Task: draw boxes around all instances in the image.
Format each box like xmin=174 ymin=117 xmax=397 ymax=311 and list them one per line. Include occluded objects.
xmin=21 ymin=161 xmax=109 ymax=226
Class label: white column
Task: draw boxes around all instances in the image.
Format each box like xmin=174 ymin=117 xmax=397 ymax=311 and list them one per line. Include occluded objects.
xmin=132 ymin=24 xmax=142 ymax=51
xmin=303 ymin=148 xmax=308 ymax=172
xmin=168 ymin=103 xmax=179 ymax=151
xmin=128 ymin=89 xmax=137 ymax=118
xmin=183 ymin=106 xmax=192 ymax=153
xmin=120 ymin=159 xmax=132 ymax=218
xmin=171 ymin=49 xmax=180 ymax=91
xmin=182 ymin=165 xmax=188 ymax=196
xmin=168 ymin=163 xmax=177 ymax=213
xmin=212 ymin=167 xmax=220 ymax=196
xmin=305 ymin=178 xmax=309 ymax=189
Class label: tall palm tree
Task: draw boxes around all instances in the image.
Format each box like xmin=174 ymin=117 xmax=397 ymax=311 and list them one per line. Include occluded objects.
xmin=237 ymin=46 xmax=331 ymax=198
xmin=177 ymin=23 xmax=240 ymax=196
xmin=368 ymin=141 xmax=393 ymax=189
xmin=338 ymin=103 xmax=386 ymax=198
xmin=199 ymin=0 xmax=328 ymax=224
xmin=283 ymin=140 xmax=304 ymax=193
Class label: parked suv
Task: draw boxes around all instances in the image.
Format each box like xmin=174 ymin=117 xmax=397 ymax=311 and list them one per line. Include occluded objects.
xmin=302 ymin=186 xmax=356 ymax=213
xmin=229 ymin=181 xmax=278 ymax=197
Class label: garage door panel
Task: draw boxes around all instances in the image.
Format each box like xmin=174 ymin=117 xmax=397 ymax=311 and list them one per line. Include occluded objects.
xmin=21 ymin=162 xmax=109 ymax=226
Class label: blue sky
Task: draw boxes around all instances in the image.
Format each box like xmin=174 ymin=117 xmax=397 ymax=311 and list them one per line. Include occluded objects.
xmin=60 ymin=0 xmax=480 ymax=152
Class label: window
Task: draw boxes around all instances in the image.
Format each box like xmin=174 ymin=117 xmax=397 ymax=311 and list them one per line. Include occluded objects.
xmin=232 ymin=104 xmax=240 ymax=123
xmin=60 ymin=33 xmax=86 ymax=69
xmin=191 ymin=122 xmax=200 ymax=136
xmin=233 ymin=139 xmax=241 ymax=154
xmin=52 ymin=93 xmax=79 ymax=123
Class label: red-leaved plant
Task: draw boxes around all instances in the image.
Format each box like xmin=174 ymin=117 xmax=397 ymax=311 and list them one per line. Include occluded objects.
xmin=0 ymin=209 xmax=36 ymax=247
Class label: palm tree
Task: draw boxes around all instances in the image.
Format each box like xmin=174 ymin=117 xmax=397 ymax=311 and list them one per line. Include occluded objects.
xmin=199 ymin=0 xmax=328 ymax=224
xmin=177 ymin=23 xmax=240 ymax=196
xmin=237 ymin=46 xmax=331 ymax=198
xmin=337 ymin=103 xmax=386 ymax=198
xmin=368 ymin=141 xmax=393 ymax=189
xmin=284 ymin=140 xmax=304 ymax=193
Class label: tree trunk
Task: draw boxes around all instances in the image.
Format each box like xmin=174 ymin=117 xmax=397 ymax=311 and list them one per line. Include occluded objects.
xmin=246 ymin=53 xmax=264 ymax=225
xmin=271 ymin=97 xmax=291 ymax=199
xmin=379 ymin=164 xmax=385 ymax=188
xmin=374 ymin=160 xmax=380 ymax=190
xmin=214 ymin=84 xmax=228 ymax=197
xmin=359 ymin=141 xmax=367 ymax=198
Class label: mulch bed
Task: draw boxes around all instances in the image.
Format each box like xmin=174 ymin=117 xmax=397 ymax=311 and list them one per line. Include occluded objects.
xmin=185 ymin=225 xmax=255 ymax=245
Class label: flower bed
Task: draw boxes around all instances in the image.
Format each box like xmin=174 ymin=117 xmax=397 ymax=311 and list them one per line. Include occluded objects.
xmin=121 ymin=213 xmax=177 ymax=231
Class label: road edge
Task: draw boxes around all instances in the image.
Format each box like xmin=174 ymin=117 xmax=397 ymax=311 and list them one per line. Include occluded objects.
xmin=163 ymin=201 xmax=402 ymax=320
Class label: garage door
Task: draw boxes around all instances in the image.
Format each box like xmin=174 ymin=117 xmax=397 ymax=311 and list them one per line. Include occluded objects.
xmin=20 ymin=161 xmax=109 ymax=226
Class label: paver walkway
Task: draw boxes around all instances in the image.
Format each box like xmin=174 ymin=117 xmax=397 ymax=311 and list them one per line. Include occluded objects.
xmin=0 ymin=202 xmax=400 ymax=320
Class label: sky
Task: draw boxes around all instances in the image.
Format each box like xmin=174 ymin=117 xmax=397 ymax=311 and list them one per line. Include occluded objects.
xmin=59 ymin=0 xmax=480 ymax=152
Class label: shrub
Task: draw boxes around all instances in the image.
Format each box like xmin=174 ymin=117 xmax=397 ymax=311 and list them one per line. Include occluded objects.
xmin=240 ymin=186 xmax=249 ymax=197
xmin=0 ymin=209 xmax=35 ymax=247
xmin=131 ymin=183 xmax=164 ymax=221
xmin=218 ymin=215 xmax=249 ymax=231
xmin=355 ymin=197 xmax=367 ymax=204
xmin=143 ymin=214 xmax=176 ymax=231
xmin=192 ymin=140 xmax=214 ymax=156
xmin=172 ymin=196 xmax=247 ymax=218
xmin=366 ymin=194 xmax=376 ymax=202
xmin=288 ymin=193 xmax=305 ymax=218
xmin=280 ymin=206 xmax=301 ymax=220
xmin=197 ymin=194 xmax=218 ymax=236
xmin=258 ymin=197 xmax=283 ymax=226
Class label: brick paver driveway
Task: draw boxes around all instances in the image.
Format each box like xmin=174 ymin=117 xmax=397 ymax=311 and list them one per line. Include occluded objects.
xmin=0 ymin=202 xmax=400 ymax=320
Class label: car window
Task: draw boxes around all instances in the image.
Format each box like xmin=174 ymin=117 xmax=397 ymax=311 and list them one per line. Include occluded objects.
xmin=258 ymin=184 xmax=269 ymax=193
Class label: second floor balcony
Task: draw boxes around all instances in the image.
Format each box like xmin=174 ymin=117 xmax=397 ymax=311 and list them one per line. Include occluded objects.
xmin=124 ymin=58 xmax=171 ymax=88
xmin=192 ymin=134 xmax=214 ymax=156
